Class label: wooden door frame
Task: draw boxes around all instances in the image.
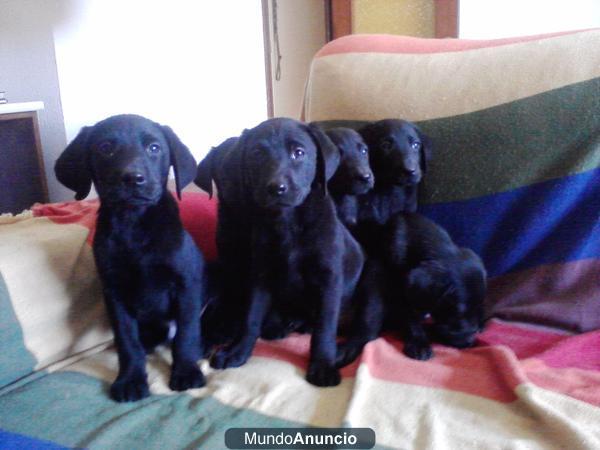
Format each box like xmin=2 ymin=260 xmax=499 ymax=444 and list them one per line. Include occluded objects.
xmin=435 ymin=0 xmax=459 ymax=38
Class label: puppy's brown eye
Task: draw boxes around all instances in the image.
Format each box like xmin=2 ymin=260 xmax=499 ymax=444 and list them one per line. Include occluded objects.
xmin=411 ymin=141 xmax=421 ymax=150
xmin=97 ymin=141 xmax=115 ymax=157
xmin=291 ymin=146 xmax=305 ymax=160
xmin=359 ymin=145 xmax=368 ymax=155
xmin=147 ymin=143 xmax=161 ymax=154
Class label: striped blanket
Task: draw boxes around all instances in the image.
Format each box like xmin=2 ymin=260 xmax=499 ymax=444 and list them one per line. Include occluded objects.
xmin=1 ymin=30 xmax=599 ymax=449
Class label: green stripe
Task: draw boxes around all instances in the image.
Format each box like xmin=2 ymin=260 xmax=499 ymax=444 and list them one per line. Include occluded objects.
xmin=316 ymin=76 xmax=600 ymax=203
xmin=0 ymin=271 xmax=36 ymax=388
xmin=0 ymin=371 xmax=391 ymax=450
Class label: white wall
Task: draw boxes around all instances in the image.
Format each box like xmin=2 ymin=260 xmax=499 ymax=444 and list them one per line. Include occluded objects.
xmin=1 ymin=0 xmax=268 ymax=202
xmin=266 ymin=0 xmax=326 ymax=119
xmin=460 ymin=0 xmax=600 ymax=38
xmin=54 ymin=0 xmax=268 ymax=164
xmin=0 ymin=0 xmax=70 ymax=202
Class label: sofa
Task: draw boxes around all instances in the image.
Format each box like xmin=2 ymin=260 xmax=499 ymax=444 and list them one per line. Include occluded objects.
xmin=0 ymin=29 xmax=599 ymax=449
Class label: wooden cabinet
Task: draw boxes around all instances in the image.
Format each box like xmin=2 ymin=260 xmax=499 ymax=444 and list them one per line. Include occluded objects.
xmin=0 ymin=102 xmax=48 ymax=214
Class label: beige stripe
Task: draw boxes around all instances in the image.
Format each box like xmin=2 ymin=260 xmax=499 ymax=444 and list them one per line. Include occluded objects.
xmin=67 ymin=349 xmax=355 ymax=428
xmin=305 ymin=30 xmax=600 ymax=122
xmin=343 ymin=365 xmax=600 ymax=449
xmin=0 ymin=216 xmax=111 ymax=369
xmin=65 ymin=348 xmax=600 ymax=448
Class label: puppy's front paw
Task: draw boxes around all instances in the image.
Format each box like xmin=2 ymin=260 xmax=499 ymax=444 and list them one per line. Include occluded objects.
xmin=306 ymin=363 xmax=341 ymax=387
xmin=210 ymin=345 xmax=252 ymax=369
xmin=110 ymin=375 xmax=150 ymax=402
xmin=403 ymin=340 xmax=433 ymax=361
xmin=169 ymin=364 xmax=206 ymax=391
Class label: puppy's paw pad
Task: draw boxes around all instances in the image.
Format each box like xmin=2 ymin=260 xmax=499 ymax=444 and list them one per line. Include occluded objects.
xmin=110 ymin=377 xmax=150 ymax=402
xmin=403 ymin=342 xmax=433 ymax=361
xmin=306 ymin=365 xmax=341 ymax=387
xmin=169 ymin=366 xmax=206 ymax=391
xmin=210 ymin=348 xmax=251 ymax=369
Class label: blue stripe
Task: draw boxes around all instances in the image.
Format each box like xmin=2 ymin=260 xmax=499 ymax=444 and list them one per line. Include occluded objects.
xmin=0 ymin=430 xmax=69 ymax=449
xmin=419 ymin=167 xmax=600 ymax=277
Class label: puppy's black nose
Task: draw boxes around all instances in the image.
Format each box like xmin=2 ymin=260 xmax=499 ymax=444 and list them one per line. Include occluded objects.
xmin=267 ymin=182 xmax=288 ymax=196
xmin=122 ymin=172 xmax=146 ymax=186
xmin=359 ymin=172 xmax=372 ymax=181
xmin=404 ymin=168 xmax=416 ymax=176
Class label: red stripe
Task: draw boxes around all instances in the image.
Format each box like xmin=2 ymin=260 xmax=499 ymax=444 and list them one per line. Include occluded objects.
xmin=315 ymin=29 xmax=596 ymax=58
xmin=32 ymin=192 xmax=218 ymax=260
xmin=32 ymin=200 xmax=99 ymax=245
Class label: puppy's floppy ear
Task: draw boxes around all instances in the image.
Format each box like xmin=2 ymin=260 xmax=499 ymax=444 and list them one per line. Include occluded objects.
xmin=161 ymin=125 xmax=197 ymax=200
xmin=195 ymin=147 xmax=217 ymax=199
xmin=195 ymin=137 xmax=239 ymax=199
xmin=357 ymin=121 xmax=379 ymax=148
xmin=54 ymin=126 xmax=93 ymax=200
xmin=306 ymin=122 xmax=340 ymax=195
xmin=416 ymin=127 xmax=433 ymax=173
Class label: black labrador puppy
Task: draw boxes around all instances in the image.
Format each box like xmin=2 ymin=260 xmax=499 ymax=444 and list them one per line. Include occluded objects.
xmin=356 ymin=119 xmax=430 ymax=219
xmin=195 ymin=136 xmax=252 ymax=350
xmin=258 ymin=127 xmax=374 ymax=341
xmin=326 ymin=127 xmax=374 ymax=220
xmin=337 ymin=212 xmax=486 ymax=366
xmin=386 ymin=213 xmax=486 ymax=359
xmin=208 ymin=118 xmax=364 ymax=387
xmin=332 ymin=119 xmax=432 ymax=258
xmin=55 ymin=114 xmax=206 ymax=402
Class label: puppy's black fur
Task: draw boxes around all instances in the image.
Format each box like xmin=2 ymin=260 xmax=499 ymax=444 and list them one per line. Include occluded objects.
xmin=326 ymin=128 xmax=374 ymax=226
xmin=259 ymin=127 xmax=374 ymax=340
xmin=195 ymin=136 xmax=252 ymax=349
xmin=336 ymin=213 xmax=486 ymax=366
xmin=55 ymin=114 xmax=206 ymax=402
xmin=358 ymin=119 xmax=431 ymax=215
xmin=335 ymin=119 xmax=432 ymax=258
xmin=357 ymin=119 xmax=430 ymax=215
xmin=208 ymin=118 xmax=364 ymax=387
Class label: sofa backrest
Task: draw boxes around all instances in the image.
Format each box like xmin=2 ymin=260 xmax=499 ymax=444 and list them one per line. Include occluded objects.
xmin=305 ymin=30 xmax=600 ymax=332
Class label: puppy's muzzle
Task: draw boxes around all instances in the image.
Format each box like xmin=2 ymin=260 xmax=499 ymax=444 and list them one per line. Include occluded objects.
xmin=432 ymin=324 xmax=478 ymax=349
xmin=356 ymin=172 xmax=372 ymax=183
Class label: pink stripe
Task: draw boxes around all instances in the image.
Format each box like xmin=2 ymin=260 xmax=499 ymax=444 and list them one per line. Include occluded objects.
xmin=479 ymin=320 xmax=600 ymax=371
xmin=523 ymin=358 xmax=600 ymax=406
xmin=315 ymin=29 xmax=596 ymax=58
xmin=252 ymin=320 xmax=600 ymax=405
xmin=253 ymin=333 xmax=520 ymax=403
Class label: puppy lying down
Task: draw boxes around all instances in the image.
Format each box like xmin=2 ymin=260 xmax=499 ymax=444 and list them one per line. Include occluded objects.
xmin=337 ymin=211 xmax=487 ymax=367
